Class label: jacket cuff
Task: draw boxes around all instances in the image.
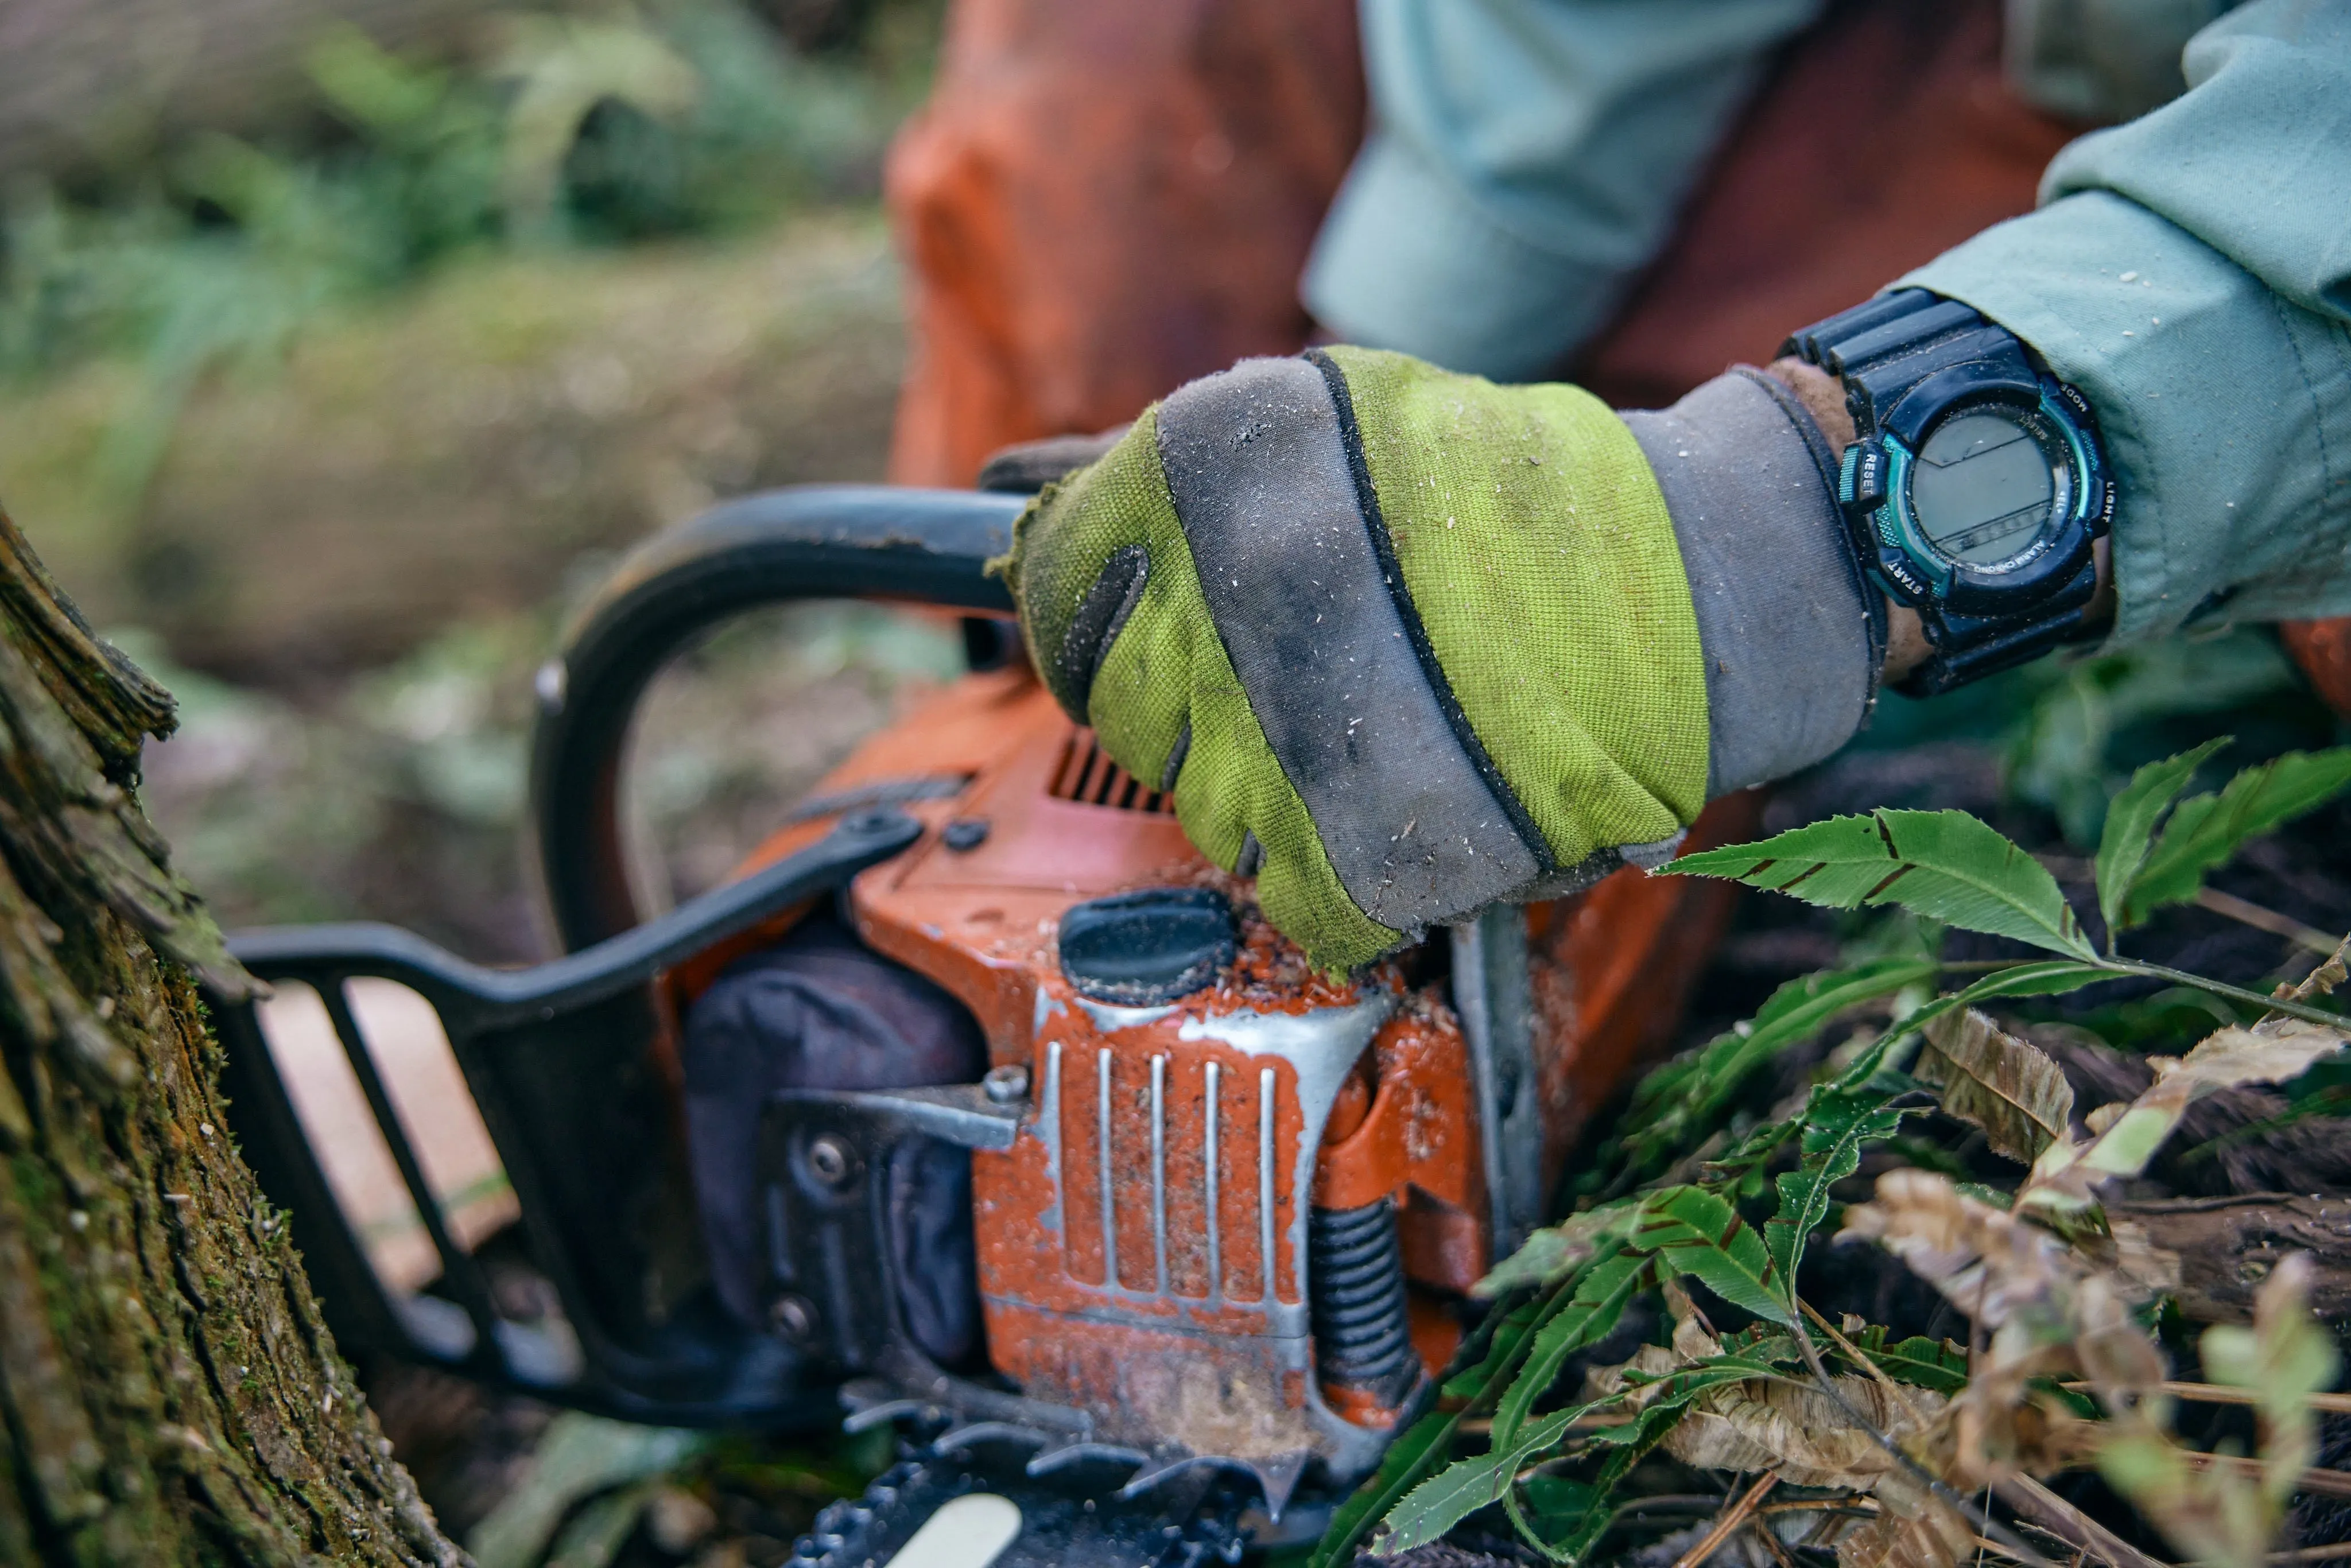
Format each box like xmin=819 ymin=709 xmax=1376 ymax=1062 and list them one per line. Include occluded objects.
xmin=1621 ymin=369 xmax=1878 ymax=797
xmin=1904 ymin=191 xmax=2351 ymax=642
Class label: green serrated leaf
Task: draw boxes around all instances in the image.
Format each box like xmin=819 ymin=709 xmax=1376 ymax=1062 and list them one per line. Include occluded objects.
xmin=1516 ymin=1373 xmax=1745 ymax=1562
xmin=1701 ymin=1115 xmax=1803 ymax=1187
xmin=1627 ymin=958 xmax=1941 ymax=1120
xmin=1597 ymin=958 xmax=1941 ymax=1197
xmin=1476 ymin=1201 xmax=1640 ymax=1300
xmin=1442 ymin=1293 xmax=1549 ymax=1401
xmin=1369 ymin=1404 xmax=1584 ymax=1556
xmin=1762 ymin=1174 xmax=1812 ymax=1290
xmin=1764 ymin=1088 xmax=1910 ymax=1287
xmin=2096 ymin=738 xmax=2230 ymax=941
xmin=1630 ymin=1186 xmax=1793 ymax=1326
xmin=1698 ymin=1018 xmax=1919 ymax=1189
xmin=1492 ymin=1247 xmax=1648 ymax=1442
xmin=1951 ymin=960 xmax=2116 ymax=1005
xmin=1516 ymin=1482 xmax=1617 ymax=1566
xmin=1836 ymin=1327 xmax=1970 ymax=1394
xmin=1723 ymin=1323 xmax=1805 ymax=1364
xmin=2127 ymin=747 xmax=2351 ymax=926
xmin=1317 ymin=1272 xmax=1573 ymax=1568
xmin=1312 ymin=1406 xmax=1456 ymax=1568
xmin=1441 ymin=1349 xmax=1791 ymax=1563
xmin=1519 ymin=1474 xmax=1597 ymax=1528
xmin=1665 ymin=810 xmax=2095 ymax=959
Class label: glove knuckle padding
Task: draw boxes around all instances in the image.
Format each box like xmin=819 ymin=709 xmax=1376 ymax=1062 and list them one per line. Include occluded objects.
xmin=1011 ymin=405 xmax=1396 ymax=969
xmin=1004 ymin=350 xmax=1709 ymax=972
xmin=1324 ymin=347 xmax=1708 ymax=861
xmin=1155 ymin=356 xmax=1550 ymax=934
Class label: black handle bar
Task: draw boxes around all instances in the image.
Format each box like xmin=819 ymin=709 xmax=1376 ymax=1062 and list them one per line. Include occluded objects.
xmin=529 ymin=484 xmax=1026 ymax=953
xmin=215 ymin=809 xmax=921 ymax=1424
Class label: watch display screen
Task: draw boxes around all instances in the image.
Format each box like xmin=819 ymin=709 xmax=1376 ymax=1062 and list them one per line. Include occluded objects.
xmin=1907 ymin=408 xmax=2069 ymax=569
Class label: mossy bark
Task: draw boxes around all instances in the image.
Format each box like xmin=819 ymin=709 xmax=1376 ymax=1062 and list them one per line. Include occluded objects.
xmin=0 ymin=501 xmax=462 ymax=1565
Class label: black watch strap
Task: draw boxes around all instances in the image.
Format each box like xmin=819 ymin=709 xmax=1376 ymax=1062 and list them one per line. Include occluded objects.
xmin=1783 ymin=290 xmax=2104 ymax=696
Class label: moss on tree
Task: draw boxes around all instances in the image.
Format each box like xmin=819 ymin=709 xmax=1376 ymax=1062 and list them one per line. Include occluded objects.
xmin=0 ymin=498 xmax=461 ymax=1565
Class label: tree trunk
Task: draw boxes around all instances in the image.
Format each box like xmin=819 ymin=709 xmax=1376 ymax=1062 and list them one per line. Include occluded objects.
xmin=0 ymin=502 xmax=462 ymax=1565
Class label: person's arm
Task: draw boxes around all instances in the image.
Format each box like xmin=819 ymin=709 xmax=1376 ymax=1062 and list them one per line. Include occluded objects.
xmin=1902 ymin=0 xmax=2351 ymax=646
xmin=997 ymin=1 xmax=2351 ymax=973
xmin=1301 ymin=0 xmax=1823 ymax=381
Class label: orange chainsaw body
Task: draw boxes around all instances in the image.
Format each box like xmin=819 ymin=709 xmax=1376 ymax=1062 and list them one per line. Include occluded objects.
xmin=214 ymin=485 xmax=1755 ymax=1491
xmin=682 ymin=658 xmax=1753 ymax=1472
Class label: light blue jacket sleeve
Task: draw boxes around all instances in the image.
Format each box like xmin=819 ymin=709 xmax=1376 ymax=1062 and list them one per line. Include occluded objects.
xmin=1301 ymin=0 xmax=1822 ymax=382
xmin=1904 ymin=0 xmax=2351 ymax=644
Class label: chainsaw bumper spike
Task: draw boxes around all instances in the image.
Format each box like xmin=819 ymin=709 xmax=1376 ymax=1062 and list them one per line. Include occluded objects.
xmin=207 ymin=483 xmax=1748 ymax=1548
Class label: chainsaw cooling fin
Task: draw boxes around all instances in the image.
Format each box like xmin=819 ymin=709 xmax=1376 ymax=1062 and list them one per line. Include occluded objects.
xmin=681 ymin=913 xmax=988 ymax=1368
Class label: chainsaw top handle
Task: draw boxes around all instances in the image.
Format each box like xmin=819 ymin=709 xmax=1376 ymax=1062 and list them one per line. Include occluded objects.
xmin=530 ymin=484 xmax=1026 ymax=953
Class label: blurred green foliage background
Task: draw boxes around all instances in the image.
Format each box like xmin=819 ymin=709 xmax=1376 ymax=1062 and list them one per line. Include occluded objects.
xmin=0 ymin=0 xmax=956 ymax=962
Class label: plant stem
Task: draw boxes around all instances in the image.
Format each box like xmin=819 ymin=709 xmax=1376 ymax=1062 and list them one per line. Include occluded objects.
xmin=2057 ymin=1380 xmax=2351 ymax=1418
xmin=2106 ymin=960 xmax=2349 ymax=1031
xmin=1750 ymin=1512 xmax=1806 ymax=1568
xmin=2171 ymin=1451 xmax=2351 ymax=1499
xmin=1999 ymin=1475 xmax=2172 ymax=1568
xmin=2193 ymin=888 xmax=2344 ymax=957
xmin=1785 ymin=1313 xmax=2059 ymax=1568
xmin=1667 ymin=1472 xmax=1780 ymax=1568
xmin=1798 ymin=1298 xmax=1934 ymax=1431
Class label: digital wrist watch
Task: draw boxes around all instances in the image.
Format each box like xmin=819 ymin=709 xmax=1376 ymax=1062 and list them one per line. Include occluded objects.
xmin=1783 ymin=289 xmax=2113 ymax=696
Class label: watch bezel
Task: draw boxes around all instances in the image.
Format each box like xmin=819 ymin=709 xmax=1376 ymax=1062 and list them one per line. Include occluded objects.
xmin=1841 ymin=373 xmax=2109 ymax=620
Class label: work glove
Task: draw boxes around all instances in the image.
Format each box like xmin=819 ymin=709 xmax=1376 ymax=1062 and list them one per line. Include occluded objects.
xmin=999 ymin=348 xmax=1879 ymax=971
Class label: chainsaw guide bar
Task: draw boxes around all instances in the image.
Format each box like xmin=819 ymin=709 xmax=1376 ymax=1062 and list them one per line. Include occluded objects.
xmin=786 ymin=1437 xmax=1254 ymax=1568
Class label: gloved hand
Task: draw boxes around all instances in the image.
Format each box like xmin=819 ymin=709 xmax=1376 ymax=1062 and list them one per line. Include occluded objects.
xmin=999 ymin=347 xmax=1879 ymax=971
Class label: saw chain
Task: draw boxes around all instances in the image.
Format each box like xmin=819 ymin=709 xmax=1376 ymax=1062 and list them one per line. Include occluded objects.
xmin=786 ymin=1429 xmax=1257 ymax=1568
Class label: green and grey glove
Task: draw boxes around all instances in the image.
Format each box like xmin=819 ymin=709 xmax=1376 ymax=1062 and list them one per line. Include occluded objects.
xmin=1000 ymin=347 xmax=1878 ymax=971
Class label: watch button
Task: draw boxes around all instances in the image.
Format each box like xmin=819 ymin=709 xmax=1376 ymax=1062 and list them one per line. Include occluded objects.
xmin=1879 ymin=554 xmax=1933 ymax=602
xmin=1844 ymin=441 xmax=1888 ymax=510
xmin=2055 ymin=380 xmax=2100 ymax=430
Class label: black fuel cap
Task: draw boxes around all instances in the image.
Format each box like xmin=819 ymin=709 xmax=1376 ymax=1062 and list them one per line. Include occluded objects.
xmin=1057 ymin=887 xmax=1235 ymax=1004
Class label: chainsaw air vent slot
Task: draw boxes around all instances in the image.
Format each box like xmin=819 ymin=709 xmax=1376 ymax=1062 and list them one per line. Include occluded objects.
xmin=1049 ymin=729 xmax=1177 ymax=813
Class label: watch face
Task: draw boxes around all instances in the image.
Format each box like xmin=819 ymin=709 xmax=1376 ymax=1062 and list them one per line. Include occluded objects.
xmin=1905 ymin=406 xmax=2073 ymax=571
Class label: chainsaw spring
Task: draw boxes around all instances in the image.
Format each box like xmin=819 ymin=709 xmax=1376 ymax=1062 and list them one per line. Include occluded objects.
xmin=1308 ymin=1198 xmax=1417 ymax=1403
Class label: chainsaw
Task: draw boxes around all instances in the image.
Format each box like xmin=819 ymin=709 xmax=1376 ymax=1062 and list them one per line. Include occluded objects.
xmin=208 ymin=483 xmax=1749 ymax=1562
